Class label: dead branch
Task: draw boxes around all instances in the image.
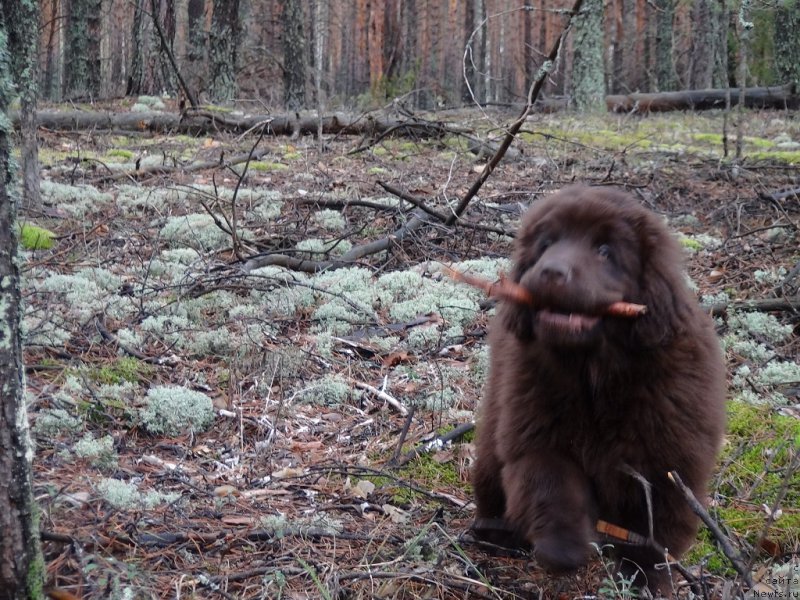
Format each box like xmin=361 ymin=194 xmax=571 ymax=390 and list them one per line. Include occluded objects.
xmin=708 ymin=295 xmax=800 ymax=316
xmin=668 ymin=470 xmax=754 ymax=588
xmin=445 ymin=266 xmax=647 ymax=317
xmin=396 ymin=422 xmax=475 ymax=466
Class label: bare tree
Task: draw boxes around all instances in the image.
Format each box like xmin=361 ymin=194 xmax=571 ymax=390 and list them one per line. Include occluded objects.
xmin=283 ymin=0 xmax=305 ymax=110
xmin=0 ymin=4 xmax=45 ymax=599
xmin=64 ymin=0 xmax=102 ymax=99
xmin=4 ymin=0 xmax=40 ymax=209
xmin=128 ymin=0 xmax=176 ymax=95
xmin=209 ymin=0 xmax=239 ymax=103
xmin=654 ymin=0 xmax=676 ymax=90
xmin=775 ymin=0 xmax=800 ymax=88
xmin=572 ymin=0 xmax=605 ymax=110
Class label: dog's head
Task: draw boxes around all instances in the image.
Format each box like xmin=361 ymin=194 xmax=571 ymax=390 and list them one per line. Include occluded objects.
xmin=500 ymin=186 xmax=692 ymax=348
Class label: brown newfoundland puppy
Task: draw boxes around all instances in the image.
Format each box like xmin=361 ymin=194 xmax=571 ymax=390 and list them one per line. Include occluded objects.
xmin=472 ymin=186 xmax=726 ymax=595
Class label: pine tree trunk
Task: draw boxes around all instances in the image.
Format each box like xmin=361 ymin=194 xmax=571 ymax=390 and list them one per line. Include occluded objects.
xmin=283 ymin=0 xmax=306 ymax=110
xmin=128 ymin=0 xmax=176 ymax=96
xmin=0 ymin=7 xmax=45 ymax=598
xmin=64 ymin=0 xmax=103 ymax=99
xmin=208 ymin=0 xmax=239 ymax=103
xmin=5 ymin=0 xmax=40 ymax=209
xmin=654 ymin=0 xmax=676 ymax=90
xmin=775 ymin=0 xmax=800 ymax=87
xmin=571 ymin=0 xmax=605 ymax=110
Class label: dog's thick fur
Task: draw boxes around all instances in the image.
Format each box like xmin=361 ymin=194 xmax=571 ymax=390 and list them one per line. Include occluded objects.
xmin=472 ymin=186 xmax=726 ymax=595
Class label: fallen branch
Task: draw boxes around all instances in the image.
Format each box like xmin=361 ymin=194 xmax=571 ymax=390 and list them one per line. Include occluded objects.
xmin=396 ymin=422 xmax=475 ymax=466
xmin=668 ymin=470 xmax=753 ymax=588
xmin=445 ymin=266 xmax=647 ymax=318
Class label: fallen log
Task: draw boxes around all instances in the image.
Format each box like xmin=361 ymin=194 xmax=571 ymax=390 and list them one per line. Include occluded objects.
xmin=607 ymin=83 xmax=799 ymax=113
xmin=18 ymin=108 xmax=467 ymax=139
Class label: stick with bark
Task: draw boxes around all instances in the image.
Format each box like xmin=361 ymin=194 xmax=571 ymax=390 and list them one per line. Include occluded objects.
xmin=444 ymin=266 xmax=647 ymax=318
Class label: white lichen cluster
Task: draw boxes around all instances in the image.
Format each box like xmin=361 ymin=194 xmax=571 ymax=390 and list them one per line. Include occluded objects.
xmin=32 ymin=267 xmax=126 ymax=322
xmin=159 ymin=213 xmax=245 ymax=252
xmin=73 ymin=433 xmax=119 ymax=470
xmin=139 ymin=385 xmax=214 ymax=435
xmin=98 ymin=478 xmax=180 ymax=510
xmin=753 ymin=266 xmax=788 ymax=287
xmin=296 ymin=374 xmax=354 ymax=406
xmin=258 ymin=513 xmax=344 ymax=539
xmin=725 ymin=310 xmax=797 ymax=405
xmin=295 ymin=237 xmax=353 ymax=258
xmin=40 ymin=180 xmax=114 ymax=218
xmin=312 ymin=209 xmax=347 ymax=231
xmin=33 ymin=408 xmax=83 ymax=437
xmin=115 ymin=185 xmax=187 ymax=215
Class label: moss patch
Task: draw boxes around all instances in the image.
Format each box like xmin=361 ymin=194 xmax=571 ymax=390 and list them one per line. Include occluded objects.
xmin=19 ymin=224 xmax=56 ymax=250
xmin=88 ymin=357 xmax=153 ymax=385
xmin=686 ymin=401 xmax=800 ymax=572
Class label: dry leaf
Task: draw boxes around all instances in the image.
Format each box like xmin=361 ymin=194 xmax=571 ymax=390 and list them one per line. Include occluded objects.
xmin=382 ymin=504 xmax=410 ymax=524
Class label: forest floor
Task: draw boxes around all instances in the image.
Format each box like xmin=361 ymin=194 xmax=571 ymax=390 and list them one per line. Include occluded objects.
xmin=20 ymin=100 xmax=800 ymax=599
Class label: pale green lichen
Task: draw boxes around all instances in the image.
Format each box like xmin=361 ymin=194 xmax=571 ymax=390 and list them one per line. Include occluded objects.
xmin=727 ymin=311 xmax=793 ymax=343
xmin=159 ymin=213 xmax=239 ymax=252
xmin=73 ymin=433 xmax=118 ymax=470
xmin=98 ymin=478 xmax=180 ymax=510
xmin=312 ymin=209 xmax=346 ymax=231
xmin=295 ymin=237 xmax=353 ymax=257
xmin=140 ymin=385 xmax=214 ymax=435
xmin=259 ymin=513 xmax=344 ymax=538
xmin=40 ymin=180 xmax=114 ymax=217
xmin=33 ymin=408 xmax=82 ymax=437
xmin=296 ymin=374 xmax=354 ymax=406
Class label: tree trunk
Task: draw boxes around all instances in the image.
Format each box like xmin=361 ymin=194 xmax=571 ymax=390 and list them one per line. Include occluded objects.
xmin=689 ymin=0 xmax=717 ymax=89
xmin=209 ymin=0 xmax=240 ymax=103
xmin=654 ymin=0 xmax=676 ymax=90
xmin=282 ymin=0 xmax=305 ymax=110
xmin=775 ymin=0 xmax=800 ymax=88
xmin=5 ymin=0 xmax=40 ymax=209
xmin=128 ymin=0 xmax=176 ymax=96
xmin=64 ymin=0 xmax=103 ymax=99
xmin=571 ymin=0 xmax=605 ymax=110
xmin=0 ymin=7 xmax=45 ymax=599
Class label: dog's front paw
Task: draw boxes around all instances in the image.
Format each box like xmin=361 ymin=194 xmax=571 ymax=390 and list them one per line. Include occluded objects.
xmin=533 ymin=534 xmax=590 ymax=573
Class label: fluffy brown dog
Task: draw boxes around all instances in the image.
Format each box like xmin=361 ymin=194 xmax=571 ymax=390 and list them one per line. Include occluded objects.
xmin=472 ymin=186 xmax=726 ymax=595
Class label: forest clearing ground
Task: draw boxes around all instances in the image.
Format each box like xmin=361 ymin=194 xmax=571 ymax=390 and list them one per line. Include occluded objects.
xmin=23 ymin=104 xmax=800 ymax=599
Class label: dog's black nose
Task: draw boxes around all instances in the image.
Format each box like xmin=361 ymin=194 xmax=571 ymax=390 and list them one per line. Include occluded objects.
xmin=538 ymin=261 xmax=571 ymax=284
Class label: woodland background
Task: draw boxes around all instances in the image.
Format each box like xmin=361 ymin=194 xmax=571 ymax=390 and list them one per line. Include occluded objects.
xmin=0 ymin=0 xmax=797 ymax=598
xmin=38 ymin=0 xmax=800 ymax=111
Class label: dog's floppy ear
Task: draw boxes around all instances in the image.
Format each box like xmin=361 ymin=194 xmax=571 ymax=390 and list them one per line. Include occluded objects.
xmin=631 ymin=216 xmax=693 ymax=347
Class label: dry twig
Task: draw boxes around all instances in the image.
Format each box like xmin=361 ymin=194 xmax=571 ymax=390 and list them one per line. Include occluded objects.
xmin=445 ymin=266 xmax=647 ymax=318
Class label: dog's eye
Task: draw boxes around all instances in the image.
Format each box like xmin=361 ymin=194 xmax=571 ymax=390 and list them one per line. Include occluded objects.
xmin=539 ymin=237 xmax=554 ymax=252
xmin=597 ymin=244 xmax=612 ymax=260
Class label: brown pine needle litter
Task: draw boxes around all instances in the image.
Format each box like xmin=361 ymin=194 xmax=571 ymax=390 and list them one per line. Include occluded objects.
xmin=444 ymin=265 xmax=647 ymax=318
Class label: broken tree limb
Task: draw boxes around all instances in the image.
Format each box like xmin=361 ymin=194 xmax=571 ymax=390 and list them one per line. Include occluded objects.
xmin=607 ymin=84 xmax=799 ymax=113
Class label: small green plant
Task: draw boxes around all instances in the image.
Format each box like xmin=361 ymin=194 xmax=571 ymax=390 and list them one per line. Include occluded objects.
xmin=594 ymin=544 xmax=644 ymax=598
xmin=19 ymin=223 xmax=55 ymax=250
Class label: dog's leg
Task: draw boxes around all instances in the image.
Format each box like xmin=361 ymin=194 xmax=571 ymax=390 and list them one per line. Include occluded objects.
xmin=501 ymin=451 xmax=596 ymax=572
